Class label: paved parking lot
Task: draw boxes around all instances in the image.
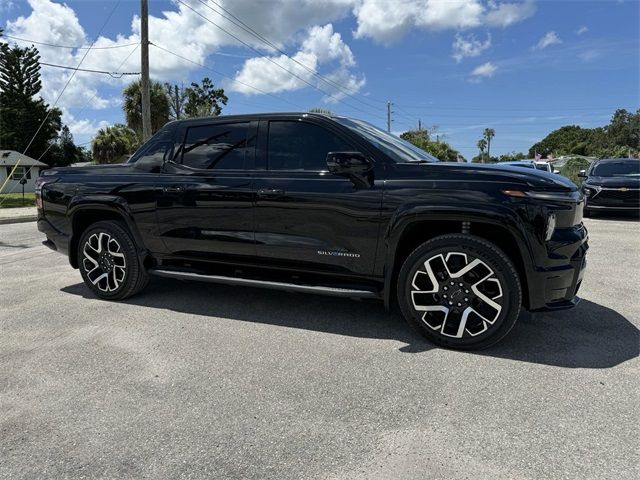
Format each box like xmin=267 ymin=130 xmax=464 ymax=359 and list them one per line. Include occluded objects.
xmin=1 ymin=217 xmax=638 ymax=479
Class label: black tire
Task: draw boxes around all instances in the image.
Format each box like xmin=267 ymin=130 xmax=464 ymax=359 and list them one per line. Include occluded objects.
xmin=77 ymin=220 xmax=149 ymax=300
xmin=397 ymin=234 xmax=521 ymax=350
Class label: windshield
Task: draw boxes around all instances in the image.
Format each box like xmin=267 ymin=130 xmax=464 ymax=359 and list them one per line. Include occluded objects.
xmin=535 ymin=163 xmax=550 ymax=171
xmin=591 ymin=160 xmax=640 ymax=177
xmin=333 ymin=117 xmax=440 ymax=163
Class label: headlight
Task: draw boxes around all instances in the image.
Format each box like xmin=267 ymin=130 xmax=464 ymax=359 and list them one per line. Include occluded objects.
xmin=502 ymin=190 xmax=578 ymax=201
xmin=583 ymin=184 xmax=601 ymax=197
xmin=545 ymin=213 xmax=556 ymax=241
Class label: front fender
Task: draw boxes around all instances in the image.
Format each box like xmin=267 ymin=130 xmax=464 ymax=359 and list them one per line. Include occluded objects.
xmin=382 ymin=204 xmax=536 ymax=309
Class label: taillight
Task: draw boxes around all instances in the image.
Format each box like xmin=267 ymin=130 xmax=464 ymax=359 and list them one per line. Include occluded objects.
xmin=35 ymin=175 xmax=58 ymax=210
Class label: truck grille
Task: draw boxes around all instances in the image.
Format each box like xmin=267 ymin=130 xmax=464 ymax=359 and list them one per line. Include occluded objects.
xmin=591 ymin=188 xmax=640 ymax=206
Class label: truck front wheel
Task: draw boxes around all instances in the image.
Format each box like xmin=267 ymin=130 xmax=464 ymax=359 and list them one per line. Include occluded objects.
xmin=397 ymin=234 xmax=522 ymax=350
xmin=77 ymin=220 xmax=149 ymax=300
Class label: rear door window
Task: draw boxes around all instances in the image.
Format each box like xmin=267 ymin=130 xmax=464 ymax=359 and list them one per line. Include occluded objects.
xmin=182 ymin=122 xmax=251 ymax=170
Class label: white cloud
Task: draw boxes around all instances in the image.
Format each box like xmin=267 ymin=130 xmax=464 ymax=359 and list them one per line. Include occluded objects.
xmin=484 ymin=0 xmax=536 ymax=27
xmin=320 ymin=67 xmax=366 ymax=103
xmin=452 ymin=33 xmax=491 ymax=62
xmin=578 ymin=50 xmax=600 ymax=62
xmin=67 ymin=117 xmax=110 ymax=139
xmin=230 ymin=24 xmax=364 ymax=99
xmin=0 ymin=0 xmax=15 ymax=12
xmin=576 ymin=25 xmax=588 ymax=35
xmin=469 ymin=61 xmax=497 ymax=81
xmin=2 ymin=0 xmax=537 ymax=140
xmin=353 ymin=0 xmax=483 ymax=43
xmin=534 ymin=31 xmax=562 ymax=50
xmin=352 ymin=0 xmax=535 ymax=44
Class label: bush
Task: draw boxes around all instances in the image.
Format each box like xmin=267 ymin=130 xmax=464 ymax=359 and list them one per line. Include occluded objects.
xmin=559 ymin=157 xmax=591 ymax=185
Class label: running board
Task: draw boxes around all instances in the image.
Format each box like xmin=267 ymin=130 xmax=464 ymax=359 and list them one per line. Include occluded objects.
xmin=149 ymin=269 xmax=380 ymax=299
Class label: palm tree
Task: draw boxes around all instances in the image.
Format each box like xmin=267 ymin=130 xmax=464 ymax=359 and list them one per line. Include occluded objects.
xmin=92 ymin=124 xmax=140 ymax=164
xmin=477 ymin=138 xmax=487 ymax=163
xmin=123 ymin=80 xmax=170 ymax=136
xmin=483 ymin=128 xmax=495 ymax=162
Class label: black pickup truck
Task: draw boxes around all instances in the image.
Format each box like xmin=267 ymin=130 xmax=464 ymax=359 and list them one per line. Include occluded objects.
xmin=36 ymin=113 xmax=588 ymax=349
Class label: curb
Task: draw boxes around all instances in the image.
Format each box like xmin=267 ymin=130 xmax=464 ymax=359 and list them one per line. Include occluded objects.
xmin=0 ymin=215 xmax=38 ymax=225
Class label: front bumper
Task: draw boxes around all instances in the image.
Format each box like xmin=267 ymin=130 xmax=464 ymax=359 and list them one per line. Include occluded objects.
xmin=527 ymin=224 xmax=588 ymax=312
xmin=586 ymin=204 xmax=640 ymax=213
xmin=585 ymin=188 xmax=640 ymax=211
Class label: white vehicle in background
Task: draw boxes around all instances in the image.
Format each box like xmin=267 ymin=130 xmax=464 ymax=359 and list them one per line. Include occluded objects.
xmin=499 ymin=160 xmax=555 ymax=173
xmin=534 ymin=161 xmax=553 ymax=173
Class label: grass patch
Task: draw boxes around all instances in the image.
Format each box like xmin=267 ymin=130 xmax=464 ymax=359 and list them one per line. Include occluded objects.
xmin=0 ymin=192 xmax=36 ymax=208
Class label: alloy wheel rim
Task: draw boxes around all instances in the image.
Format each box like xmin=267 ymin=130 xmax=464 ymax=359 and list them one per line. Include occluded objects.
xmin=82 ymin=232 xmax=127 ymax=292
xmin=410 ymin=252 xmax=503 ymax=338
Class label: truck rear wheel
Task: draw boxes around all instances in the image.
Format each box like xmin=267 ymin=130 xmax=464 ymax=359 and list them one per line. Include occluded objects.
xmin=397 ymin=234 xmax=522 ymax=350
xmin=77 ymin=220 xmax=149 ymax=300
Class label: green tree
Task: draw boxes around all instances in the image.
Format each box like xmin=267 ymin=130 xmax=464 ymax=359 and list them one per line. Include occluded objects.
xmin=123 ymin=80 xmax=170 ymax=136
xmin=560 ymin=157 xmax=592 ymax=185
xmin=46 ymin=125 xmax=83 ymax=167
xmin=529 ymin=110 xmax=640 ymax=159
xmin=309 ymin=107 xmax=333 ymax=115
xmin=0 ymin=37 xmax=62 ymax=162
xmin=498 ymin=151 xmax=527 ymax=162
xmin=91 ymin=124 xmax=140 ymax=164
xmin=476 ymin=138 xmax=487 ymax=163
xmin=483 ymin=128 xmax=495 ymax=163
xmin=401 ymin=128 xmax=430 ymax=144
xmin=184 ymin=77 xmax=228 ymax=118
xmin=165 ymin=82 xmax=187 ymax=120
xmin=400 ymin=128 xmax=459 ymax=161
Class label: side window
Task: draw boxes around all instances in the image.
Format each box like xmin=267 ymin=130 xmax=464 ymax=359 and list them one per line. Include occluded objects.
xmin=129 ymin=141 xmax=173 ymax=164
xmin=267 ymin=121 xmax=352 ymax=171
xmin=182 ymin=122 xmax=251 ymax=170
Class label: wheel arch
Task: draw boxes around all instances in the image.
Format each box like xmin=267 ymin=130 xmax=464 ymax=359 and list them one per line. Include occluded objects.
xmin=68 ymin=197 xmax=149 ymax=269
xmin=383 ymin=209 xmax=534 ymax=311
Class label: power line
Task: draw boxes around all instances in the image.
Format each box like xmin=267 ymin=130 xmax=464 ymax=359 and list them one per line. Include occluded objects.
xmin=73 ymin=44 xmax=140 ymax=119
xmin=199 ymin=0 xmax=390 ymax=115
xmin=175 ymin=0 xmax=385 ymax=121
xmin=2 ymin=34 xmax=139 ymax=50
xmin=393 ymin=103 xmax=623 ymax=112
xmin=0 ymin=0 xmax=123 ymax=200
xmin=40 ymin=61 xmax=139 ymax=78
xmin=150 ymin=41 xmax=306 ymax=110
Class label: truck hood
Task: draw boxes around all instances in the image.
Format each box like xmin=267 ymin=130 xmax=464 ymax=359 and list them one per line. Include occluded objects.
xmin=394 ymin=162 xmax=578 ymax=192
xmin=44 ymin=163 xmax=138 ymax=176
xmin=583 ymin=175 xmax=640 ymax=188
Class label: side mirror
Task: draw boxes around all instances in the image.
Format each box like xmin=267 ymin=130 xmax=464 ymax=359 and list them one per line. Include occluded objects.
xmin=578 ymin=169 xmax=587 ymax=178
xmin=553 ymin=169 xmax=560 ymax=174
xmin=326 ymin=151 xmax=372 ymax=177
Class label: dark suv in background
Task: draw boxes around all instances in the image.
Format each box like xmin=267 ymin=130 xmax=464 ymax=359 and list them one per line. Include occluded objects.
xmin=36 ymin=113 xmax=588 ymax=350
xmin=579 ymin=158 xmax=640 ymax=215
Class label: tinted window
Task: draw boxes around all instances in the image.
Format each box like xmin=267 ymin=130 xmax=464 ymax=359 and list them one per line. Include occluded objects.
xmin=182 ymin=122 xmax=250 ymax=169
xmin=333 ymin=117 xmax=440 ymax=163
xmin=128 ymin=140 xmax=173 ymax=165
xmin=591 ymin=160 xmax=640 ymax=177
xmin=267 ymin=121 xmax=352 ymax=171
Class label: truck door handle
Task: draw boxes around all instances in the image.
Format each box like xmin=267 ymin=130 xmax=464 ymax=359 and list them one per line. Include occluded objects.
xmin=257 ymin=188 xmax=285 ymax=198
xmin=163 ymin=186 xmax=184 ymax=193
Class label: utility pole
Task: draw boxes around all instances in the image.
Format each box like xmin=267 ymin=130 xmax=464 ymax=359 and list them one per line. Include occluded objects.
xmin=140 ymin=0 xmax=152 ymax=142
xmin=418 ymin=119 xmax=422 ymax=131
xmin=387 ymin=101 xmax=392 ymax=132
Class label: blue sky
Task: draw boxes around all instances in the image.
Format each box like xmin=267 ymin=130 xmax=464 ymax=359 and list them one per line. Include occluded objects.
xmin=1 ymin=0 xmax=638 ymax=159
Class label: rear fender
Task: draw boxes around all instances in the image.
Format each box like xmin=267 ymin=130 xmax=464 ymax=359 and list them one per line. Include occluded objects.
xmin=68 ymin=195 xmax=148 ymax=268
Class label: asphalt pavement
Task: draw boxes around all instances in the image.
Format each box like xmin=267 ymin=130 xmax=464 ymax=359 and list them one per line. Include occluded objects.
xmin=1 ymin=217 xmax=638 ymax=479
